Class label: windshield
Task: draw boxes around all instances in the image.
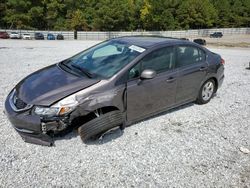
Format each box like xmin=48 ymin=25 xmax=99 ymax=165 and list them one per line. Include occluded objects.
xmin=62 ymin=41 xmax=144 ymax=78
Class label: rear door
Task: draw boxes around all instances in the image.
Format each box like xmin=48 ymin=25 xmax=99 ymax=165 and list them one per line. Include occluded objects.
xmin=175 ymin=45 xmax=208 ymax=104
xmin=126 ymin=46 xmax=178 ymax=122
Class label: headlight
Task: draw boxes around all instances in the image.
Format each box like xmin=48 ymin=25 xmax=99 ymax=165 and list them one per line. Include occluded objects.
xmin=34 ymin=106 xmax=60 ymax=116
xmin=34 ymin=94 xmax=79 ymax=116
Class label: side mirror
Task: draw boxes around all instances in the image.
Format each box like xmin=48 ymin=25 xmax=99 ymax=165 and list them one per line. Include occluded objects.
xmin=140 ymin=69 xmax=156 ymax=79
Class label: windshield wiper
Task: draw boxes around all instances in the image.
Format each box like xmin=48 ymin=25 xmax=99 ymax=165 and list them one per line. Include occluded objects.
xmin=60 ymin=60 xmax=72 ymax=70
xmin=71 ymin=64 xmax=93 ymax=78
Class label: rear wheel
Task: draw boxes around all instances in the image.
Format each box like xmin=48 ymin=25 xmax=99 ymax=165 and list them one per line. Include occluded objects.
xmin=196 ymin=79 xmax=215 ymax=104
xmin=78 ymin=110 xmax=123 ymax=142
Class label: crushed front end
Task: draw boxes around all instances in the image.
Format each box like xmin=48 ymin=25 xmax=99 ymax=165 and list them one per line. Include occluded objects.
xmin=4 ymin=90 xmax=72 ymax=146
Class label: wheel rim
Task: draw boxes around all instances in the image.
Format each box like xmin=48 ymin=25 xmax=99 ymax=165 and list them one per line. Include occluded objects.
xmin=202 ymin=81 xmax=214 ymax=101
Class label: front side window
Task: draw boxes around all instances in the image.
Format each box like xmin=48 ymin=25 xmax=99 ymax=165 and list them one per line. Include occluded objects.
xmin=176 ymin=46 xmax=206 ymax=67
xmin=128 ymin=63 xmax=140 ymax=80
xmin=127 ymin=46 xmax=175 ymax=80
xmin=63 ymin=41 xmax=143 ymax=78
xmin=140 ymin=47 xmax=175 ymax=73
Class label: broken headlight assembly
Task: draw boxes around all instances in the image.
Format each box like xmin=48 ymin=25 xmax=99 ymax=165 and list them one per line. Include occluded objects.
xmin=34 ymin=94 xmax=79 ymax=116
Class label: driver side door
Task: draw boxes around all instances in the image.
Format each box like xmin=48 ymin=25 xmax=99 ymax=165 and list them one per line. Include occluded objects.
xmin=126 ymin=46 xmax=178 ymax=123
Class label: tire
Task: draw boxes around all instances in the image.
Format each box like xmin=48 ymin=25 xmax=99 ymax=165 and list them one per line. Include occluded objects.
xmin=78 ymin=110 xmax=123 ymax=142
xmin=196 ymin=79 xmax=215 ymax=104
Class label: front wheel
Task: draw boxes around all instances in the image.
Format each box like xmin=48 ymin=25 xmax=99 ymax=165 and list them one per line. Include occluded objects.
xmin=196 ymin=79 xmax=215 ymax=104
xmin=78 ymin=110 xmax=123 ymax=142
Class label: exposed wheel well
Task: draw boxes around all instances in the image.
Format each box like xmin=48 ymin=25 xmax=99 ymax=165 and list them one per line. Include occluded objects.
xmin=71 ymin=106 xmax=121 ymax=129
xmin=98 ymin=106 xmax=120 ymax=114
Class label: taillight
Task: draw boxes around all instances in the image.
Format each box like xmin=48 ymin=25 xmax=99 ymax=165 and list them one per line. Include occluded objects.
xmin=221 ymin=58 xmax=225 ymax=65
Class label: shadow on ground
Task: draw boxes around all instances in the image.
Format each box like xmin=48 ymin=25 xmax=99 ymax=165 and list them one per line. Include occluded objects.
xmin=53 ymin=102 xmax=196 ymax=146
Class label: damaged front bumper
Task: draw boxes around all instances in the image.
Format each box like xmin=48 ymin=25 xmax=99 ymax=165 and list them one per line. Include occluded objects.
xmin=14 ymin=129 xmax=54 ymax=147
xmin=4 ymin=93 xmax=70 ymax=146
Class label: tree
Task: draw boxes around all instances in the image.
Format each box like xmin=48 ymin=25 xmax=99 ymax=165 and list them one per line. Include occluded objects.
xmin=28 ymin=6 xmax=46 ymax=29
xmin=0 ymin=0 xmax=248 ymax=30
xmin=242 ymin=0 xmax=250 ymax=26
xmin=3 ymin=0 xmax=32 ymax=29
xmin=176 ymin=0 xmax=217 ymax=29
xmin=92 ymin=0 xmax=132 ymax=31
xmin=139 ymin=0 xmax=151 ymax=30
xmin=66 ymin=9 xmax=88 ymax=31
xmin=211 ymin=0 xmax=231 ymax=27
xmin=0 ymin=0 xmax=7 ymax=28
xmin=230 ymin=0 xmax=250 ymax=27
xmin=142 ymin=0 xmax=180 ymax=30
xmin=43 ymin=0 xmax=66 ymax=30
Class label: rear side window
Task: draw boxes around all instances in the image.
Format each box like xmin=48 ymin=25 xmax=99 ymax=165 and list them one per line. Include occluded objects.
xmin=176 ymin=46 xmax=206 ymax=67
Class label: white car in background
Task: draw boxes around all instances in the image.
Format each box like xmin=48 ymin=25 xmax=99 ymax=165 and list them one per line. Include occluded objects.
xmin=9 ymin=32 xmax=21 ymax=39
xmin=22 ymin=33 xmax=32 ymax=40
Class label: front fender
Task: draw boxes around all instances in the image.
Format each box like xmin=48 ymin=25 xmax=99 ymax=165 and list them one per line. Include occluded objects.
xmin=72 ymin=85 xmax=126 ymax=117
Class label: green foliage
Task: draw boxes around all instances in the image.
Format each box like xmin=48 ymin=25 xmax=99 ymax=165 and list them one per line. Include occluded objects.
xmin=91 ymin=0 xmax=133 ymax=31
xmin=0 ymin=0 xmax=7 ymax=27
xmin=0 ymin=0 xmax=249 ymax=30
xmin=230 ymin=0 xmax=250 ymax=27
xmin=66 ymin=9 xmax=88 ymax=31
xmin=3 ymin=0 xmax=32 ymax=29
xmin=43 ymin=0 xmax=66 ymax=29
xmin=176 ymin=0 xmax=217 ymax=29
xmin=28 ymin=6 xmax=46 ymax=29
xmin=212 ymin=0 xmax=231 ymax=27
xmin=142 ymin=0 xmax=180 ymax=30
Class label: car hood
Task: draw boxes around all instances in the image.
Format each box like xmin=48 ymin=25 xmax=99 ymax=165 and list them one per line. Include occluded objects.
xmin=15 ymin=64 xmax=100 ymax=106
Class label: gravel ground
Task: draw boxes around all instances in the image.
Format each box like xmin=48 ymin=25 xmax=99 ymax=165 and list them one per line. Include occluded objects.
xmin=0 ymin=40 xmax=249 ymax=188
xmin=190 ymin=35 xmax=250 ymax=47
xmin=194 ymin=34 xmax=250 ymax=44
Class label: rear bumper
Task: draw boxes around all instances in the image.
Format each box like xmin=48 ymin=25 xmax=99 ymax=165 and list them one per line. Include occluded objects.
xmin=216 ymin=64 xmax=225 ymax=89
xmin=218 ymin=74 xmax=224 ymax=88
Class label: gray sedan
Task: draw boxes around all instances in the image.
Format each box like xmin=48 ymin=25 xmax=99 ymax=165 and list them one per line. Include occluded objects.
xmin=5 ymin=36 xmax=225 ymax=146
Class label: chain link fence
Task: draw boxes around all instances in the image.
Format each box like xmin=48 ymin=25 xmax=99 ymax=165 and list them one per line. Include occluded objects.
xmin=1 ymin=28 xmax=249 ymax=40
xmin=77 ymin=28 xmax=250 ymax=40
xmin=0 ymin=29 xmax=74 ymax=40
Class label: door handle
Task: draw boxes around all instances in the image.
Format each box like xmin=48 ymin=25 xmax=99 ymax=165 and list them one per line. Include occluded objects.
xmin=199 ymin=67 xmax=208 ymax=71
xmin=166 ymin=77 xmax=176 ymax=83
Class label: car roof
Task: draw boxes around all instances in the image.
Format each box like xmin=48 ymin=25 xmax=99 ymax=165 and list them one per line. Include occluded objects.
xmin=111 ymin=36 xmax=188 ymax=48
